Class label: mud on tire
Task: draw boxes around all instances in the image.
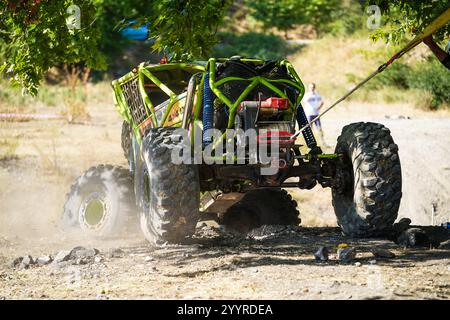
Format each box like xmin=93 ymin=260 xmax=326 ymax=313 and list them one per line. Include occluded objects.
xmin=137 ymin=127 xmax=200 ymax=245
xmin=62 ymin=165 xmax=136 ymax=237
xmin=220 ymin=188 xmax=301 ymax=233
xmin=332 ymin=122 xmax=402 ymax=237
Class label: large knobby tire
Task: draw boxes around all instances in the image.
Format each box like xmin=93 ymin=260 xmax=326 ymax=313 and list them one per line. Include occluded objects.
xmin=137 ymin=127 xmax=200 ymax=245
xmin=332 ymin=122 xmax=402 ymax=237
xmin=220 ymin=188 xmax=301 ymax=233
xmin=62 ymin=165 xmax=136 ymax=237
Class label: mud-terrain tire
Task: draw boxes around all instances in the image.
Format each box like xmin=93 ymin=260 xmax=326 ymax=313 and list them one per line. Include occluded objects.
xmin=220 ymin=188 xmax=301 ymax=233
xmin=137 ymin=127 xmax=200 ymax=245
xmin=121 ymin=121 xmax=132 ymax=161
xmin=332 ymin=122 xmax=402 ymax=237
xmin=62 ymin=165 xmax=136 ymax=237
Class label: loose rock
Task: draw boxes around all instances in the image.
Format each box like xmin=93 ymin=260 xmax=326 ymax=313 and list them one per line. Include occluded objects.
xmin=53 ymin=250 xmax=71 ymax=263
xmin=22 ymin=255 xmax=34 ymax=265
xmin=193 ymin=225 xmax=239 ymax=245
xmin=75 ymin=258 xmax=88 ymax=265
xmin=36 ymin=256 xmax=53 ymax=266
xmin=396 ymin=228 xmax=429 ymax=248
xmin=371 ymin=248 xmax=395 ymax=259
xmin=389 ymin=225 xmax=447 ymax=248
xmin=11 ymin=255 xmax=34 ymax=269
xmin=337 ymin=247 xmax=356 ymax=263
xmin=314 ymin=246 xmax=329 ymax=261
xmin=70 ymin=247 xmax=99 ymax=259
xmin=11 ymin=257 xmax=23 ymax=268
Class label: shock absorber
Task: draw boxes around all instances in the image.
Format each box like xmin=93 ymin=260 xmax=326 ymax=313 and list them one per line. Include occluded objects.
xmin=296 ymin=104 xmax=317 ymax=148
xmin=202 ymin=73 xmax=214 ymax=146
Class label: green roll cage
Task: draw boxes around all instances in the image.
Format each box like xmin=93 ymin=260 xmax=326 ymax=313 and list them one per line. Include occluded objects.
xmin=112 ymin=62 xmax=205 ymax=141
xmin=112 ymin=58 xmax=306 ymax=143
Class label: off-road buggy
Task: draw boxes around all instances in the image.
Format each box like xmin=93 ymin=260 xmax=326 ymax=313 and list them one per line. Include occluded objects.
xmin=62 ymin=57 xmax=402 ymax=244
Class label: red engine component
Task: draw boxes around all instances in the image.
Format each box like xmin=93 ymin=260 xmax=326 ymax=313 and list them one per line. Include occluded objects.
xmin=259 ymin=97 xmax=289 ymax=110
xmin=238 ymin=97 xmax=289 ymax=113
xmin=236 ymin=97 xmax=293 ymax=147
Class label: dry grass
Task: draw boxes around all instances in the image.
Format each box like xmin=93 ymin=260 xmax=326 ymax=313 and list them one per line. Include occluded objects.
xmin=32 ymin=141 xmax=65 ymax=177
xmin=288 ymin=36 xmax=426 ymax=105
xmin=0 ymin=67 xmax=113 ymax=124
xmin=0 ymin=138 xmax=18 ymax=161
xmin=289 ymin=36 xmax=380 ymax=99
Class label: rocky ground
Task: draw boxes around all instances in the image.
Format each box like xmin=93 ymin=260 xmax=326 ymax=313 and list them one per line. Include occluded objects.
xmin=0 ymin=100 xmax=449 ymax=299
xmin=0 ymin=225 xmax=449 ymax=300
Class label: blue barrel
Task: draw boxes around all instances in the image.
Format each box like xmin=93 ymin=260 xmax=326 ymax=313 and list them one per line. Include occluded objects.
xmin=120 ymin=21 xmax=149 ymax=41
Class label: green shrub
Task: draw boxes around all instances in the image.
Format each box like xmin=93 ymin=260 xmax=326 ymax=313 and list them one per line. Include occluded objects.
xmin=364 ymin=62 xmax=412 ymax=90
xmin=347 ymin=58 xmax=449 ymax=109
xmin=324 ymin=1 xmax=366 ymax=36
xmin=212 ymin=32 xmax=296 ymax=60
xmin=407 ymin=59 xmax=450 ymax=110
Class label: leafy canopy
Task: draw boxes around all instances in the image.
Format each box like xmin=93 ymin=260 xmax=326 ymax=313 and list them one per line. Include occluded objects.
xmin=1 ymin=0 xmax=449 ymax=94
xmin=149 ymin=0 xmax=232 ymax=60
xmin=0 ymin=0 xmax=230 ymax=94
xmin=367 ymin=0 xmax=450 ymax=43
xmin=0 ymin=0 xmax=105 ymax=95
xmin=246 ymin=0 xmax=339 ymax=35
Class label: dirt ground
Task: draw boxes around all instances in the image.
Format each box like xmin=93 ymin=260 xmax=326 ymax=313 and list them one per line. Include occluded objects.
xmin=0 ymin=95 xmax=449 ymax=300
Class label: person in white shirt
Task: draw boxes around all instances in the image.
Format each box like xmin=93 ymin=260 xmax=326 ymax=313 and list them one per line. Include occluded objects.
xmin=302 ymin=83 xmax=325 ymax=141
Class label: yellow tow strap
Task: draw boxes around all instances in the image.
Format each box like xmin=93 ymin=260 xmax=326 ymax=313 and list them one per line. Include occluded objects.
xmin=292 ymin=7 xmax=450 ymax=140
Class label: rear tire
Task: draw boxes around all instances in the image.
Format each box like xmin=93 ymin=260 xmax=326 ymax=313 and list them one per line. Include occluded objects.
xmin=137 ymin=127 xmax=200 ymax=245
xmin=62 ymin=165 xmax=136 ymax=237
xmin=332 ymin=122 xmax=402 ymax=237
xmin=220 ymin=188 xmax=301 ymax=233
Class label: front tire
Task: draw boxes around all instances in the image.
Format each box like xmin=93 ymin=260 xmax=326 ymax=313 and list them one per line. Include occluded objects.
xmin=137 ymin=127 xmax=200 ymax=245
xmin=332 ymin=122 xmax=402 ymax=237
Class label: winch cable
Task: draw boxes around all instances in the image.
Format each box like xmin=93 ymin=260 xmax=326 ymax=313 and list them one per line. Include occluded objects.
xmin=291 ymin=7 xmax=450 ymax=141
